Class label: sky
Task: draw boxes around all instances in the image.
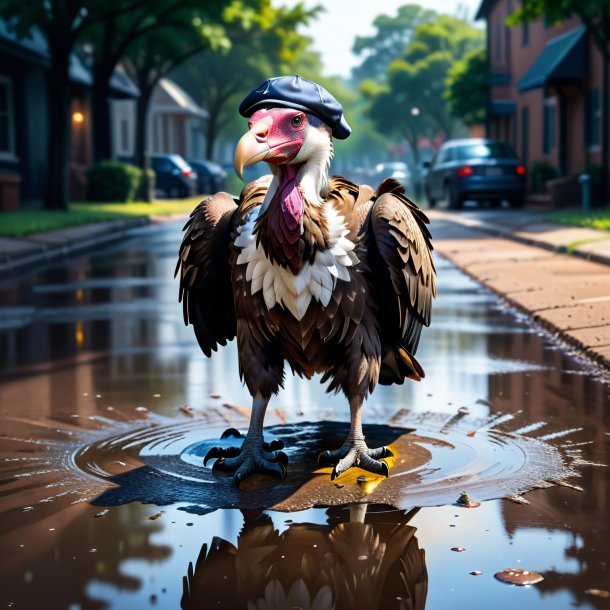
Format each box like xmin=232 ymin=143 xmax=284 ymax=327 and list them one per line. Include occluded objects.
xmin=279 ymin=0 xmax=483 ymax=78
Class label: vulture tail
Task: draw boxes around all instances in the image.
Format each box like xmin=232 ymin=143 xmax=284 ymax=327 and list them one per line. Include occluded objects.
xmin=379 ymin=343 xmax=426 ymax=385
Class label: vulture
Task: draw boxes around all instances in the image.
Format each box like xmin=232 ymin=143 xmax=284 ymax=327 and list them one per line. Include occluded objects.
xmin=176 ymin=76 xmax=436 ymax=484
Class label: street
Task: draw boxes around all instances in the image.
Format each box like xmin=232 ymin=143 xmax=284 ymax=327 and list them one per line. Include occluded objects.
xmin=0 ymin=216 xmax=608 ymax=609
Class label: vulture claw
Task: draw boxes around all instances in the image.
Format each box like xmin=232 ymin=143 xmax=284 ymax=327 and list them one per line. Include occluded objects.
xmin=263 ymin=439 xmax=284 ymax=452
xmin=272 ymin=450 xmax=289 ymax=466
xmin=203 ymin=446 xmax=222 ymax=466
xmin=325 ymin=443 xmax=392 ymax=480
xmin=203 ymin=445 xmax=241 ymax=466
xmin=206 ymin=432 xmax=289 ymax=484
xmin=233 ymin=458 xmax=286 ymax=486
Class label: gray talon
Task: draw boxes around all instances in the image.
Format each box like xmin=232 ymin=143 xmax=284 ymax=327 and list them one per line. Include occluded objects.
xmin=273 ymin=450 xmax=289 ymax=466
xmin=203 ymin=446 xmax=221 ymax=466
xmin=263 ymin=439 xmax=284 ymax=452
xmin=204 ymin=445 xmax=241 ymax=466
xmin=325 ymin=442 xmax=392 ymax=480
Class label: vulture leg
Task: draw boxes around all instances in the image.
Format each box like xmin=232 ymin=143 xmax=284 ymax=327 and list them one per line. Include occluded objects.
xmin=204 ymin=393 xmax=287 ymax=485
xmin=318 ymin=396 xmax=393 ymax=480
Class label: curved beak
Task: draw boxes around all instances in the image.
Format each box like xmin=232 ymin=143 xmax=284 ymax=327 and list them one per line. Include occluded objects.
xmin=234 ymin=131 xmax=271 ymax=181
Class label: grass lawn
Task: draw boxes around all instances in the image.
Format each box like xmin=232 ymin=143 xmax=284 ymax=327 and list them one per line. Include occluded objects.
xmin=548 ymin=210 xmax=610 ymax=232
xmin=0 ymin=197 xmax=203 ymax=238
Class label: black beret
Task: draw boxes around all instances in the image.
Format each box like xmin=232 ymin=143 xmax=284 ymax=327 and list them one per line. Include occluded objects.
xmin=239 ymin=75 xmax=351 ymax=140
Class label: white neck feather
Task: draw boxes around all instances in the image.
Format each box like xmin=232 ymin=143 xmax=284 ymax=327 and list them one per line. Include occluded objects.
xmin=297 ymin=138 xmax=333 ymax=203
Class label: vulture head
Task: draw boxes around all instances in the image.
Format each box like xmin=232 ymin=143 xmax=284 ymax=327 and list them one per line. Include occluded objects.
xmin=235 ymin=75 xmax=351 ymax=206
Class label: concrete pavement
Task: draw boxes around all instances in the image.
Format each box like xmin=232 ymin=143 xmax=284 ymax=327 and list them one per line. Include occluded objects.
xmin=430 ymin=209 xmax=610 ymax=266
xmin=430 ymin=210 xmax=610 ymax=369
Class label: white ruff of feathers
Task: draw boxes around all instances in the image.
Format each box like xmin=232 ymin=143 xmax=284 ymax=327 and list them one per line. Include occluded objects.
xmin=234 ymin=131 xmax=358 ymax=321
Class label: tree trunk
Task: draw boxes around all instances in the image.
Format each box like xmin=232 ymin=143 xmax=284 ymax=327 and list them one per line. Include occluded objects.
xmin=205 ymin=107 xmax=219 ymax=159
xmin=134 ymin=81 xmax=153 ymax=201
xmin=602 ymin=49 xmax=609 ymax=207
xmin=45 ymin=46 xmax=72 ymax=211
xmin=92 ymin=64 xmax=114 ymax=162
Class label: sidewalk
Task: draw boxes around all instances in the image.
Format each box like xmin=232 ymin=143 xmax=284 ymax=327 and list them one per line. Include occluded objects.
xmin=0 ymin=217 xmax=149 ymax=279
xmin=429 ymin=209 xmax=610 ymax=266
xmin=429 ymin=210 xmax=610 ymax=369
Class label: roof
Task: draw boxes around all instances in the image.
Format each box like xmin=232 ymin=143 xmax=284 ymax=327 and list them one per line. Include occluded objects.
xmin=517 ymin=25 xmax=587 ymax=92
xmin=151 ymin=79 xmax=208 ymax=118
xmin=0 ymin=19 xmax=139 ymax=98
xmin=475 ymin=0 xmax=498 ymax=20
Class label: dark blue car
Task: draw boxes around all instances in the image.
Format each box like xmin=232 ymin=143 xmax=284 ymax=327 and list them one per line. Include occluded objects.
xmin=423 ymin=139 xmax=526 ymax=209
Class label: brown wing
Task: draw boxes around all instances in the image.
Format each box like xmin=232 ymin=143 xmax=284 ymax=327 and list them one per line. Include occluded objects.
xmin=176 ymin=192 xmax=239 ymax=357
xmin=176 ymin=178 xmax=272 ymax=357
xmin=369 ymin=178 xmax=436 ymax=371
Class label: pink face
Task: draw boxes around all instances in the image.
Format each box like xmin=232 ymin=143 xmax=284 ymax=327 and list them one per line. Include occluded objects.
xmin=248 ymin=108 xmax=307 ymax=165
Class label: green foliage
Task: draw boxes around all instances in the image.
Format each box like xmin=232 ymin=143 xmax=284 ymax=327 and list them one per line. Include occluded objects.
xmin=170 ymin=0 xmax=321 ymax=158
xmin=0 ymin=198 xmax=202 ymax=237
xmin=361 ymin=13 xmax=484 ymax=147
xmin=445 ymin=48 xmax=488 ymax=126
xmin=86 ymin=161 xmax=143 ymax=203
xmin=351 ymin=4 xmax=438 ymax=82
xmin=506 ymin=0 xmax=610 ymax=57
xmin=531 ymin=160 xmax=558 ymax=192
xmin=548 ymin=211 xmax=610 ymax=232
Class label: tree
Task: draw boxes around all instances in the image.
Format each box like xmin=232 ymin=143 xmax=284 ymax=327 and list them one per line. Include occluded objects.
xmin=172 ymin=0 xmax=320 ymax=159
xmin=0 ymin=0 xmax=145 ymax=210
xmin=83 ymin=0 xmax=231 ymax=162
xmin=361 ymin=77 xmax=436 ymax=171
xmin=362 ymin=15 xmax=484 ymax=144
xmin=507 ymin=0 xmax=610 ymax=205
xmin=351 ymin=4 xmax=437 ymax=83
xmin=121 ymin=13 xmax=232 ymax=199
xmin=445 ymin=47 xmax=488 ymax=127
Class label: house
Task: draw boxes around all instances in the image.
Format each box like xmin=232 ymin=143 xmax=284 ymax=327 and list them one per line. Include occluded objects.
xmin=111 ymin=78 xmax=208 ymax=162
xmin=0 ymin=20 xmax=139 ymax=209
xmin=476 ymin=1 xmax=604 ymax=200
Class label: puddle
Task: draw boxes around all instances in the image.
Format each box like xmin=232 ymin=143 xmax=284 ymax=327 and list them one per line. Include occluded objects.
xmin=68 ymin=415 xmax=575 ymax=512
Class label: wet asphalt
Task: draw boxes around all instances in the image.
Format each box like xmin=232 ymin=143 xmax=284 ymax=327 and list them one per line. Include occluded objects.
xmin=0 ymin=217 xmax=608 ymax=610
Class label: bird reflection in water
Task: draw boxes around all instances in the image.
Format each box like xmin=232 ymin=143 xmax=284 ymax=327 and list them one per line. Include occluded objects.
xmin=181 ymin=505 xmax=427 ymax=610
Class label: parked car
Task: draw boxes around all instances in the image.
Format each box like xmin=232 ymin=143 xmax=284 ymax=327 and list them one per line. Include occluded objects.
xmin=187 ymin=159 xmax=228 ymax=195
xmin=374 ymin=161 xmax=412 ymax=185
xmin=423 ymin=139 xmax=526 ymax=209
xmin=150 ymin=154 xmax=197 ymax=198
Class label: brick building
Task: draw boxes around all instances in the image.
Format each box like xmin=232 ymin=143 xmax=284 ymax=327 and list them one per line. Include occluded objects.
xmin=476 ymin=1 xmax=605 ymax=189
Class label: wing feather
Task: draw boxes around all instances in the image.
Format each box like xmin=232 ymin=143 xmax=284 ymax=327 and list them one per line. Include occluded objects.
xmin=176 ymin=192 xmax=239 ymax=357
xmin=369 ymin=178 xmax=436 ymax=355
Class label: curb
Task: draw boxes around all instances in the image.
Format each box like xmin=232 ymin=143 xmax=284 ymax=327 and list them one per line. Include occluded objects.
xmin=0 ymin=217 xmax=150 ymax=280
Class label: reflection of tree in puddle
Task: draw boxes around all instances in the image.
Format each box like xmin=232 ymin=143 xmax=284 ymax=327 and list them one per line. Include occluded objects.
xmin=181 ymin=505 xmax=427 ymax=610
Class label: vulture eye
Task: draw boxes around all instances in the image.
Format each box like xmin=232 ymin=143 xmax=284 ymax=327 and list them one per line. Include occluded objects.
xmin=291 ymin=114 xmax=303 ymax=128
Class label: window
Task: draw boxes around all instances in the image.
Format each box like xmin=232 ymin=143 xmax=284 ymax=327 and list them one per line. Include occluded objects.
xmin=438 ymin=147 xmax=453 ymax=165
xmin=0 ymin=75 xmax=15 ymax=160
xmin=495 ymin=22 xmax=502 ymax=62
xmin=586 ymin=89 xmax=601 ymax=148
xmin=522 ymin=21 xmax=529 ymax=46
xmin=543 ymin=97 xmax=556 ymax=154
xmin=455 ymin=142 xmax=518 ymax=160
xmin=120 ymin=117 xmax=129 ymax=153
